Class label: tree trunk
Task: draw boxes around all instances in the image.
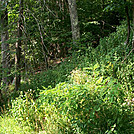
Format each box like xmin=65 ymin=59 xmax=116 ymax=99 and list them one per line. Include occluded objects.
xmin=15 ymin=0 xmax=23 ymax=90
xmin=132 ymin=0 xmax=134 ymax=49
xmin=124 ymin=0 xmax=130 ymax=45
xmin=0 ymin=0 xmax=10 ymax=90
xmin=67 ymin=0 xmax=80 ymax=45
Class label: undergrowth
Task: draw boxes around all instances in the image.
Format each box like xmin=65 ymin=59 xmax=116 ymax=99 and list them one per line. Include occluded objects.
xmin=0 ymin=23 xmax=134 ymax=133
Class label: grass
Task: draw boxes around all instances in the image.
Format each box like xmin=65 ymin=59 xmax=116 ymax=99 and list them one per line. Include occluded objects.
xmin=0 ymin=116 xmax=33 ymax=134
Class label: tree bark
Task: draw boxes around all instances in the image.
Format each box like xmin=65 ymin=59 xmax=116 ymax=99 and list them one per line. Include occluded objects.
xmin=15 ymin=0 xmax=23 ymax=90
xmin=0 ymin=0 xmax=10 ymax=90
xmin=124 ymin=0 xmax=130 ymax=45
xmin=132 ymin=0 xmax=134 ymax=48
xmin=67 ymin=0 xmax=80 ymax=45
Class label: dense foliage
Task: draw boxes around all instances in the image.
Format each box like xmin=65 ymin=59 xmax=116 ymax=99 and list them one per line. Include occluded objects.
xmin=1 ymin=23 xmax=134 ymax=133
xmin=0 ymin=0 xmax=134 ymax=133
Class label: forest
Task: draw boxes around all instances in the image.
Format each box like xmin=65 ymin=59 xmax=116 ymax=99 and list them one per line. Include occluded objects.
xmin=0 ymin=0 xmax=134 ymax=133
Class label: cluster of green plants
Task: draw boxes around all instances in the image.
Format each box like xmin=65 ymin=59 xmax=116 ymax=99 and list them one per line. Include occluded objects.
xmin=0 ymin=23 xmax=134 ymax=133
xmin=4 ymin=62 xmax=133 ymax=133
xmin=38 ymin=64 xmax=133 ymax=133
xmin=25 ymin=22 xmax=134 ymax=92
xmin=0 ymin=116 xmax=32 ymax=134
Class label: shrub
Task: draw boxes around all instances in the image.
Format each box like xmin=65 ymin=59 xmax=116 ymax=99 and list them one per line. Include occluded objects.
xmin=9 ymin=90 xmax=45 ymax=132
xmin=38 ymin=65 xmax=133 ymax=133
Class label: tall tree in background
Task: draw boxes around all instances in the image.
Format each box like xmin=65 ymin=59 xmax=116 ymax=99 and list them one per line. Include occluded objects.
xmin=0 ymin=0 xmax=10 ymax=91
xmin=15 ymin=0 xmax=23 ymax=90
xmin=67 ymin=0 xmax=80 ymax=45
xmin=124 ymin=0 xmax=130 ymax=45
xmin=132 ymin=0 xmax=134 ymax=48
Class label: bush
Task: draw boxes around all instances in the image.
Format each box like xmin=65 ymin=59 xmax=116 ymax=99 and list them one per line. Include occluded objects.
xmin=38 ymin=65 xmax=133 ymax=133
xmin=8 ymin=62 xmax=133 ymax=134
xmin=9 ymin=90 xmax=46 ymax=132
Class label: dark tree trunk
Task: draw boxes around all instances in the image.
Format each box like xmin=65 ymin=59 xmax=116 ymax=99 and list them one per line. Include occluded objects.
xmin=0 ymin=0 xmax=10 ymax=91
xmin=15 ymin=0 xmax=23 ymax=90
xmin=124 ymin=0 xmax=130 ymax=45
xmin=0 ymin=87 xmax=2 ymax=102
xmin=132 ymin=0 xmax=134 ymax=48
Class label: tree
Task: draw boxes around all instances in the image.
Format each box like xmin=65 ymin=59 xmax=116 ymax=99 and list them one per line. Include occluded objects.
xmin=0 ymin=0 xmax=10 ymax=91
xmin=67 ymin=0 xmax=80 ymax=45
xmin=15 ymin=0 xmax=23 ymax=90
xmin=124 ymin=0 xmax=130 ymax=45
xmin=132 ymin=0 xmax=134 ymax=48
